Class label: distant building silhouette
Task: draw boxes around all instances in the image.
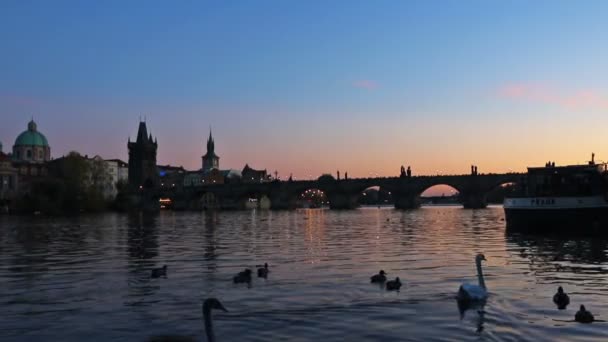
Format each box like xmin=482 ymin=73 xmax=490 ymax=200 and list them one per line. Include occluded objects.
xmin=242 ymin=164 xmax=269 ymax=183
xmin=202 ymin=128 xmax=219 ymax=172
xmin=128 ymin=121 xmax=158 ymax=190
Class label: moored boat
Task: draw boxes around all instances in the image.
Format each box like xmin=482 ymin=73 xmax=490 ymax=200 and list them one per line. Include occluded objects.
xmin=504 ymin=154 xmax=608 ymax=234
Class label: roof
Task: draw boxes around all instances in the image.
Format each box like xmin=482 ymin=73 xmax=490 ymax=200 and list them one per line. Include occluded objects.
xmin=106 ymin=159 xmax=128 ymax=167
xmin=220 ymin=169 xmax=242 ymax=178
xmin=14 ymin=120 xmax=49 ymax=147
xmin=157 ymin=164 xmax=185 ymax=171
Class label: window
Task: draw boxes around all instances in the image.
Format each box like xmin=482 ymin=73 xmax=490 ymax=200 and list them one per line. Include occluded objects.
xmin=26 ymin=150 xmax=32 ymax=159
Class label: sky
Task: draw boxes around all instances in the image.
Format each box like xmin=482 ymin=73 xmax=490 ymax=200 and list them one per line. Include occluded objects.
xmin=2 ymin=0 xmax=608 ymax=181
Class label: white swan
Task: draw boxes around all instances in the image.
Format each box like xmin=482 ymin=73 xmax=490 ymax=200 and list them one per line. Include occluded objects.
xmin=147 ymin=298 xmax=228 ymax=342
xmin=457 ymin=253 xmax=487 ymax=302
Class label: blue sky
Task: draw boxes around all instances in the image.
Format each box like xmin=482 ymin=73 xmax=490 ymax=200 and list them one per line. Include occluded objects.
xmin=2 ymin=1 xmax=608 ymax=178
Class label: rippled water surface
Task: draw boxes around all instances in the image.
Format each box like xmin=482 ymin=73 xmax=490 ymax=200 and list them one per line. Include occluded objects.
xmin=2 ymin=207 xmax=608 ymax=341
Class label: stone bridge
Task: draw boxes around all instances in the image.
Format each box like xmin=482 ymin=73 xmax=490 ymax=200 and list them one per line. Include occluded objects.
xmin=161 ymin=173 xmax=523 ymax=210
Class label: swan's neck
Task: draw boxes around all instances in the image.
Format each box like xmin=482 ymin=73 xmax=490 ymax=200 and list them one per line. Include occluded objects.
xmin=203 ymin=306 xmax=215 ymax=342
xmin=476 ymin=259 xmax=486 ymax=290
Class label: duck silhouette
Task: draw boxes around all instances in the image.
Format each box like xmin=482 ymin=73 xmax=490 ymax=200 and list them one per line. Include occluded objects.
xmin=386 ymin=277 xmax=402 ymax=291
xmin=370 ymin=270 xmax=387 ymax=283
xmin=257 ymin=263 xmax=269 ymax=278
xmin=233 ymin=269 xmax=252 ymax=284
xmin=575 ymin=305 xmax=594 ymax=323
xmin=552 ymin=286 xmax=570 ymax=309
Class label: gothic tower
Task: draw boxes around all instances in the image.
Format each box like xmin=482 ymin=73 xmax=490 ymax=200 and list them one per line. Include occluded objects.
xmin=201 ymin=128 xmax=220 ymax=171
xmin=128 ymin=121 xmax=158 ymax=189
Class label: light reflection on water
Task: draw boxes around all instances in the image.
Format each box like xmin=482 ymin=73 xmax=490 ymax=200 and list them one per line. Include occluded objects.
xmin=1 ymin=207 xmax=608 ymax=341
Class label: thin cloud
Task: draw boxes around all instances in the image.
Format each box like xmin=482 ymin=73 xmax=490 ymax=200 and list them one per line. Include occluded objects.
xmin=498 ymin=83 xmax=608 ymax=110
xmin=353 ymin=80 xmax=379 ymax=90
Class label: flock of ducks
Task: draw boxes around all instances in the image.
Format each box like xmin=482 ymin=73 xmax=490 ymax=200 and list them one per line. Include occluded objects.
xmin=148 ymin=253 xmax=599 ymax=341
xmin=370 ymin=270 xmax=403 ymax=290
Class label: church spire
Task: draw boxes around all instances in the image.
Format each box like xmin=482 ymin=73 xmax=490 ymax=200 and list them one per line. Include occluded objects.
xmin=207 ymin=127 xmax=214 ymax=153
xmin=136 ymin=121 xmax=148 ymax=143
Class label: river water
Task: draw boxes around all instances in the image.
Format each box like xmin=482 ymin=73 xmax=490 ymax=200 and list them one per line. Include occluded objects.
xmin=1 ymin=207 xmax=607 ymax=341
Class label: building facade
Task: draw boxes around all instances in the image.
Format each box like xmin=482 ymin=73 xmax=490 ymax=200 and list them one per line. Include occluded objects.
xmin=0 ymin=146 xmax=18 ymax=202
xmin=105 ymin=159 xmax=129 ymax=186
xmin=242 ymin=164 xmax=270 ymax=183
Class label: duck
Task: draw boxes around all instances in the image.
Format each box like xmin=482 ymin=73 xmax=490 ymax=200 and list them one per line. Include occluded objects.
xmin=257 ymin=263 xmax=269 ymax=278
xmin=457 ymin=254 xmax=488 ymax=302
xmin=552 ymin=286 xmax=570 ymax=309
xmin=233 ymin=269 xmax=252 ymax=283
xmin=370 ymin=270 xmax=387 ymax=283
xmin=151 ymin=265 xmax=167 ymax=278
xmin=147 ymin=298 xmax=228 ymax=342
xmin=386 ymin=277 xmax=402 ymax=290
xmin=575 ymin=305 xmax=594 ymax=323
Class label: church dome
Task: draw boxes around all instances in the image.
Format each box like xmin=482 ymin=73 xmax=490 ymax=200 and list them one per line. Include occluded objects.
xmin=14 ymin=119 xmax=49 ymax=147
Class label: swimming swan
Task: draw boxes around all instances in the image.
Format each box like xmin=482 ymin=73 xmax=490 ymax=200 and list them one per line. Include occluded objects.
xmin=147 ymin=298 xmax=228 ymax=342
xmin=457 ymin=254 xmax=487 ymax=302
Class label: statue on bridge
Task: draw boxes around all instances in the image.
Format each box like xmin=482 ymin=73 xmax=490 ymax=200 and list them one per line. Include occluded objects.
xmin=337 ymin=170 xmax=340 ymax=180
xmin=401 ymin=165 xmax=413 ymax=178
xmin=345 ymin=171 xmax=348 ymax=180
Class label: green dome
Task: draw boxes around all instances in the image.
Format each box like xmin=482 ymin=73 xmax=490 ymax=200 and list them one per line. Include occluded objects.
xmin=14 ymin=120 xmax=49 ymax=147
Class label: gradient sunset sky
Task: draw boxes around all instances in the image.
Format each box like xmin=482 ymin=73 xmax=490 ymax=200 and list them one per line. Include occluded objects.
xmin=2 ymin=1 xmax=608 ymax=179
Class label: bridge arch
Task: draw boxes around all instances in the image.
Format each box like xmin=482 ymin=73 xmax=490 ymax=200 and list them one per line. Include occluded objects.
xmin=419 ymin=184 xmax=461 ymax=206
xmin=415 ymin=181 xmax=464 ymax=197
xmin=293 ymin=188 xmax=328 ymax=208
xmin=485 ymin=181 xmax=518 ymax=205
xmin=359 ymin=185 xmax=394 ymax=206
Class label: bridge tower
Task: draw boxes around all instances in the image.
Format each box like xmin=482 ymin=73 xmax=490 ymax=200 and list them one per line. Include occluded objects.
xmin=128 ymin=121 xmax=159 ymax=190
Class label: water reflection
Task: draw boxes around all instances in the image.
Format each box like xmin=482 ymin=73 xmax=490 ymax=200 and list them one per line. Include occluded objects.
xmin=2 ymin=208 xmax=608 ymax=341
xmin=457 ymin=299 xmax=486 ymax=333
xmin=203 ymin=211 xmax=218 ymax=275
xmin=507 ymin=231 xmax=608 ymax=270
xmin=125 ymin=213 xmax=160 ymax=303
